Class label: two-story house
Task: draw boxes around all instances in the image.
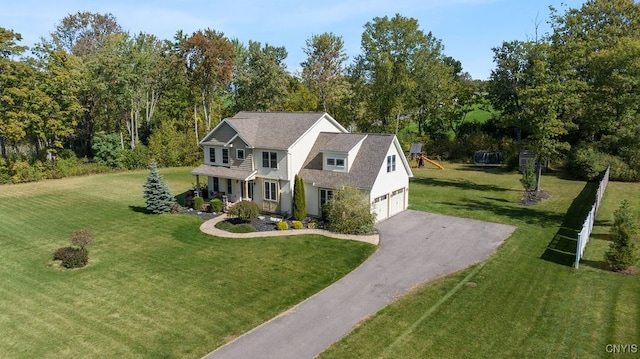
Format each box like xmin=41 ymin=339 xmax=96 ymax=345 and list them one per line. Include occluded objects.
xmin=191 ymin=111 xmax=413 ymax=222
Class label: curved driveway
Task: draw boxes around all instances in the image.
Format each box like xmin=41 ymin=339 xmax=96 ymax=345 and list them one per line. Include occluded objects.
xmin=202 ymin=210 xmax=516 ymax=359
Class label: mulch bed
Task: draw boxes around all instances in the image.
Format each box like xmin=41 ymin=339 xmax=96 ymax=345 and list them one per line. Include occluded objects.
xmin=223 ymin=216 xmax=324 ymax=232
xmin=519 ymin=190 xmax=552 ymax=206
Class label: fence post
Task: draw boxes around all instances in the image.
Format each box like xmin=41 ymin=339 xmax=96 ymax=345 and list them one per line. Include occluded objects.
xmin=575 ymin=232 xmax=582 ymax=269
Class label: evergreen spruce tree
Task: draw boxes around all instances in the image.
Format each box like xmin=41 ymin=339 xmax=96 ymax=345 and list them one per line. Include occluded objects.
xmin=292 ymin=174 xmax=306 ymax=221
xmin=142 ymin=161 xmax=174 ymax=214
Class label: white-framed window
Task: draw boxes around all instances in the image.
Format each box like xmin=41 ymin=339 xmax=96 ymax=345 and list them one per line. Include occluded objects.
xmin=213 ymin=177 xmax=220 ymax=192
xmin=264 ymin=181 xmax=278 ymax=201
xmin=387 ymin=155 xmax=396 ymax=172
xmin=326 ymin=157 xmax=345 ymax=168
xmin=222 ymin=148 xmax=229 ymax=164
xmin=262 ymin=151 xmax=277 ymax=168
xmin=320 ymin=189 xmax=334 ymax=207
xmin=373 ymin=194 xmax=387 ymax=203
xmin=236 ymin=148 xmax=245 ymax=160
xmin=209 ymin=148 xmax=216 ymax=163
xmin=227 ymin=179 xmax=233 ymax=194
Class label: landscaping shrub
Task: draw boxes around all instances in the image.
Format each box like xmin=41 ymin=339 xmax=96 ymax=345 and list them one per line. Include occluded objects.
xmin=292 ymin=220 xmax=304 ymax=229
xmin=276 ymin=221 xmax=289 ymax=230
xmin=69 ymin=229 xmax=94 ymax=251
xmin=209 ymin=198 xmax=223 ymax=213
xmin=520 ymin=162 xmax=536 ymax=192
xmin=307 ymin=221 xmax=318 ymax=229
xmin=325 ymin=185 xmax=376 ymax=235
xmin=229 ymin=223 xmax=257 ymax=233
xmin=605 ymin=200 xmax=638 ymax=271
xmin=53 ymin=246 xmax=89 ymax=269
xmin=227 ymin=201 xmax=260 ymax=221
xmin=192 ymin=196 xmax=205 ymax=211
xmin=54 ymin=155 xmax=79 ymax=177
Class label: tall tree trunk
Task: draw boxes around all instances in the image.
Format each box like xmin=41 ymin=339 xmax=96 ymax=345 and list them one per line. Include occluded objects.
xmin=193 ymin=102 xmax=199 ymax=144
xmin=0 ymin=136 xmax=6 ymax=159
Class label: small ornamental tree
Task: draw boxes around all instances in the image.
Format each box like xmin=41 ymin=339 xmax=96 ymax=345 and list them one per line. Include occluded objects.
xmin=605 ymin=200 xmax=638 ymax=271
xmin=325 ymin=185 xmax=376 ymax=235
xmin=69 ymin=229 xmax=94 ymax=252
xmin=520 ymin=161 xmax=536 ymax=192
xmin=292 ymin=174 xmax=306 ymax=221
xmin=142 ymin=161 xmax=174 ymax=214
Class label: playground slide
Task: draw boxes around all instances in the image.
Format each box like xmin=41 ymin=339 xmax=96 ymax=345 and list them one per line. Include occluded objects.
xmin=423 ymin=157 xmax=444 ymax=170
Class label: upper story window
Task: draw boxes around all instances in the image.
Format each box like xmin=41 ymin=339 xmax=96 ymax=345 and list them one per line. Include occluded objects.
xmin=326 ymin=157 xmax=346 ymax=169
xmin=209 ymin=148 xmax=216 ymax=163
xmin=387 ymin=155 xmax=396 ymax=172
xmin=262 ymin=151 xmax=277 ymax=168
xmin=236 ymin=149 xmax=245 ymax=160
xmin=222 ymin=148 xmax=229 ymax=164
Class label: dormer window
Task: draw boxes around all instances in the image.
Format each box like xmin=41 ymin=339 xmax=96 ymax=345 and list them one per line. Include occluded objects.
xmin=326 ymin=157 xmax=345 ymax=168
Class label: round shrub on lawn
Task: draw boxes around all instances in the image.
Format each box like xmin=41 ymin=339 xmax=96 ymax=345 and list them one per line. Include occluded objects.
xmin=53 ymin=246 xmax=88 ymax=269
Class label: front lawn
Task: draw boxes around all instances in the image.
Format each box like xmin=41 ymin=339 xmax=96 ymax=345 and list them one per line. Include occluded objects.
xmin=320 ymin=163 xmax=639 ymax=358
xmin=0 ymin=168 xmax=375 ymax=358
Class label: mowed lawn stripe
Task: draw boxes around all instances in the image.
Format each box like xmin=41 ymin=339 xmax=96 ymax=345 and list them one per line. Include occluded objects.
xmin=0 ymin=168 xmax=375 ymax=358
xmin=319 ymin=165 xmax=639 ymax=359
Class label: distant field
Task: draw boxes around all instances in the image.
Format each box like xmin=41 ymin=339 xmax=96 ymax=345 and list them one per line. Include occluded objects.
xmin=320 ymin=164 xmax=639 ymax=358
xmin=0 ymin=168 xmax=374 ymax=358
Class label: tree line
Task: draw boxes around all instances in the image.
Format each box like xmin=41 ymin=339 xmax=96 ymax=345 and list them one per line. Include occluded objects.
xmin=1 ymin=0 xmax=639 ymax=184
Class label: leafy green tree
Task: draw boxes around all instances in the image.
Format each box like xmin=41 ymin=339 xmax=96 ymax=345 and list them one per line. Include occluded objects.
xmin=233 ymin=40 xmax=289 ymax=111
xmin=605 ymin=200 xmax=638 ymax=271
xmin=292 ymin=174 xmax=306 ymax=221
xmin=325 ymin=185 xmax=376 ymax=235
xmin=142 ymin=161 xmax=174 ymax=214
xmin=301 ymin=32 xmax=348 ymax=112
xmin=177 ymin=29 xmax=235 ymax=141
xmin=92 ymin=133 xmax=122 ymax=167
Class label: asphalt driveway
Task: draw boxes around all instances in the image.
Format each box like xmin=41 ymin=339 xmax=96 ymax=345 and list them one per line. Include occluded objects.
xmin=203 ymin=210 xmax=516 ymax=359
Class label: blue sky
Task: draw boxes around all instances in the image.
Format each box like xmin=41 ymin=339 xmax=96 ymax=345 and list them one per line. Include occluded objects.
xmin=3 ymin=0 xmax=586 ymax=80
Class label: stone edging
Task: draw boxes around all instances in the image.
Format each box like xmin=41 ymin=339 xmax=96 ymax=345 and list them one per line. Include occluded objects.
xmin=199 ymin=214 xmax=379 ymax=246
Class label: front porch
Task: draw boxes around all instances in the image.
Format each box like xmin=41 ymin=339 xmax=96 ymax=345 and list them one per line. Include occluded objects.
xmin=191 ymin=164 xmax=257 ymax=204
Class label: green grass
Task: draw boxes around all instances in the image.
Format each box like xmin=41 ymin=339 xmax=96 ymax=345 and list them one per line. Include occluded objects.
xmin=320 ymin=163 xmax=640 ymax=358
xmin=0 ymin=168 xmax=375 ymax=358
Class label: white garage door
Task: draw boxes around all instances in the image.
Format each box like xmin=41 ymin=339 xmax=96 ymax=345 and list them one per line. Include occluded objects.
xmin=372 ymin=194 xmax=388 ymax=220
xmin=389 ymin=188 xmax=405 ymax=216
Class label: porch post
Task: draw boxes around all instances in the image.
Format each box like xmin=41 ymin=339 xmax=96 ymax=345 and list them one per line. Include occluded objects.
xmin=244 ymin=180 xmax=249 ymax=200
xmin=195 ymin=175 xmax=200 ymax=192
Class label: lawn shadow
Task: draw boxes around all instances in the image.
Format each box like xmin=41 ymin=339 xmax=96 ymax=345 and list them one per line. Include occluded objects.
xmin=411 ymin=176 xmax=516 ymax=193
xmin=453 ymin=164 xmax=513 ymax=175
xmin=436 ymin=198 xmax=564 ymax=226
xmin=129 ymin=205 xmax=152 ymax=214
xmin=541 ymin=181 xmax=599 ymax=267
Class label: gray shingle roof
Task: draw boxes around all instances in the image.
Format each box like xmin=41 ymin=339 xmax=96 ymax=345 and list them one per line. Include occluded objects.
xmin=226 ymin=111 xmax=327 ymax=149
xmin=299 ymin=132 xmax=396 ymax=190
xmin=321 ymin=133 xmax=367 ymax=152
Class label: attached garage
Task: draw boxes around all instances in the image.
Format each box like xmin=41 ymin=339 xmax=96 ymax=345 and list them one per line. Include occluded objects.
xmin=372 ymin=194 xmax=388 ymax=220
xmin=389 ymin=188 xmax=406 ymax=217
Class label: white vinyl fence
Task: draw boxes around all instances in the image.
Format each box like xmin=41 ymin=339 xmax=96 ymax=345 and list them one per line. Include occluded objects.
xmin=575 ymin=167 xmax=610 ymax=268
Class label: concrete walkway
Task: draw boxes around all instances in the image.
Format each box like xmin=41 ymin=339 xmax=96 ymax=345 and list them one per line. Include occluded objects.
xmin=201 ymin=210 xmax=516 ymax=359
xmin=200 ymin=214 xmax=379 ymax=245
